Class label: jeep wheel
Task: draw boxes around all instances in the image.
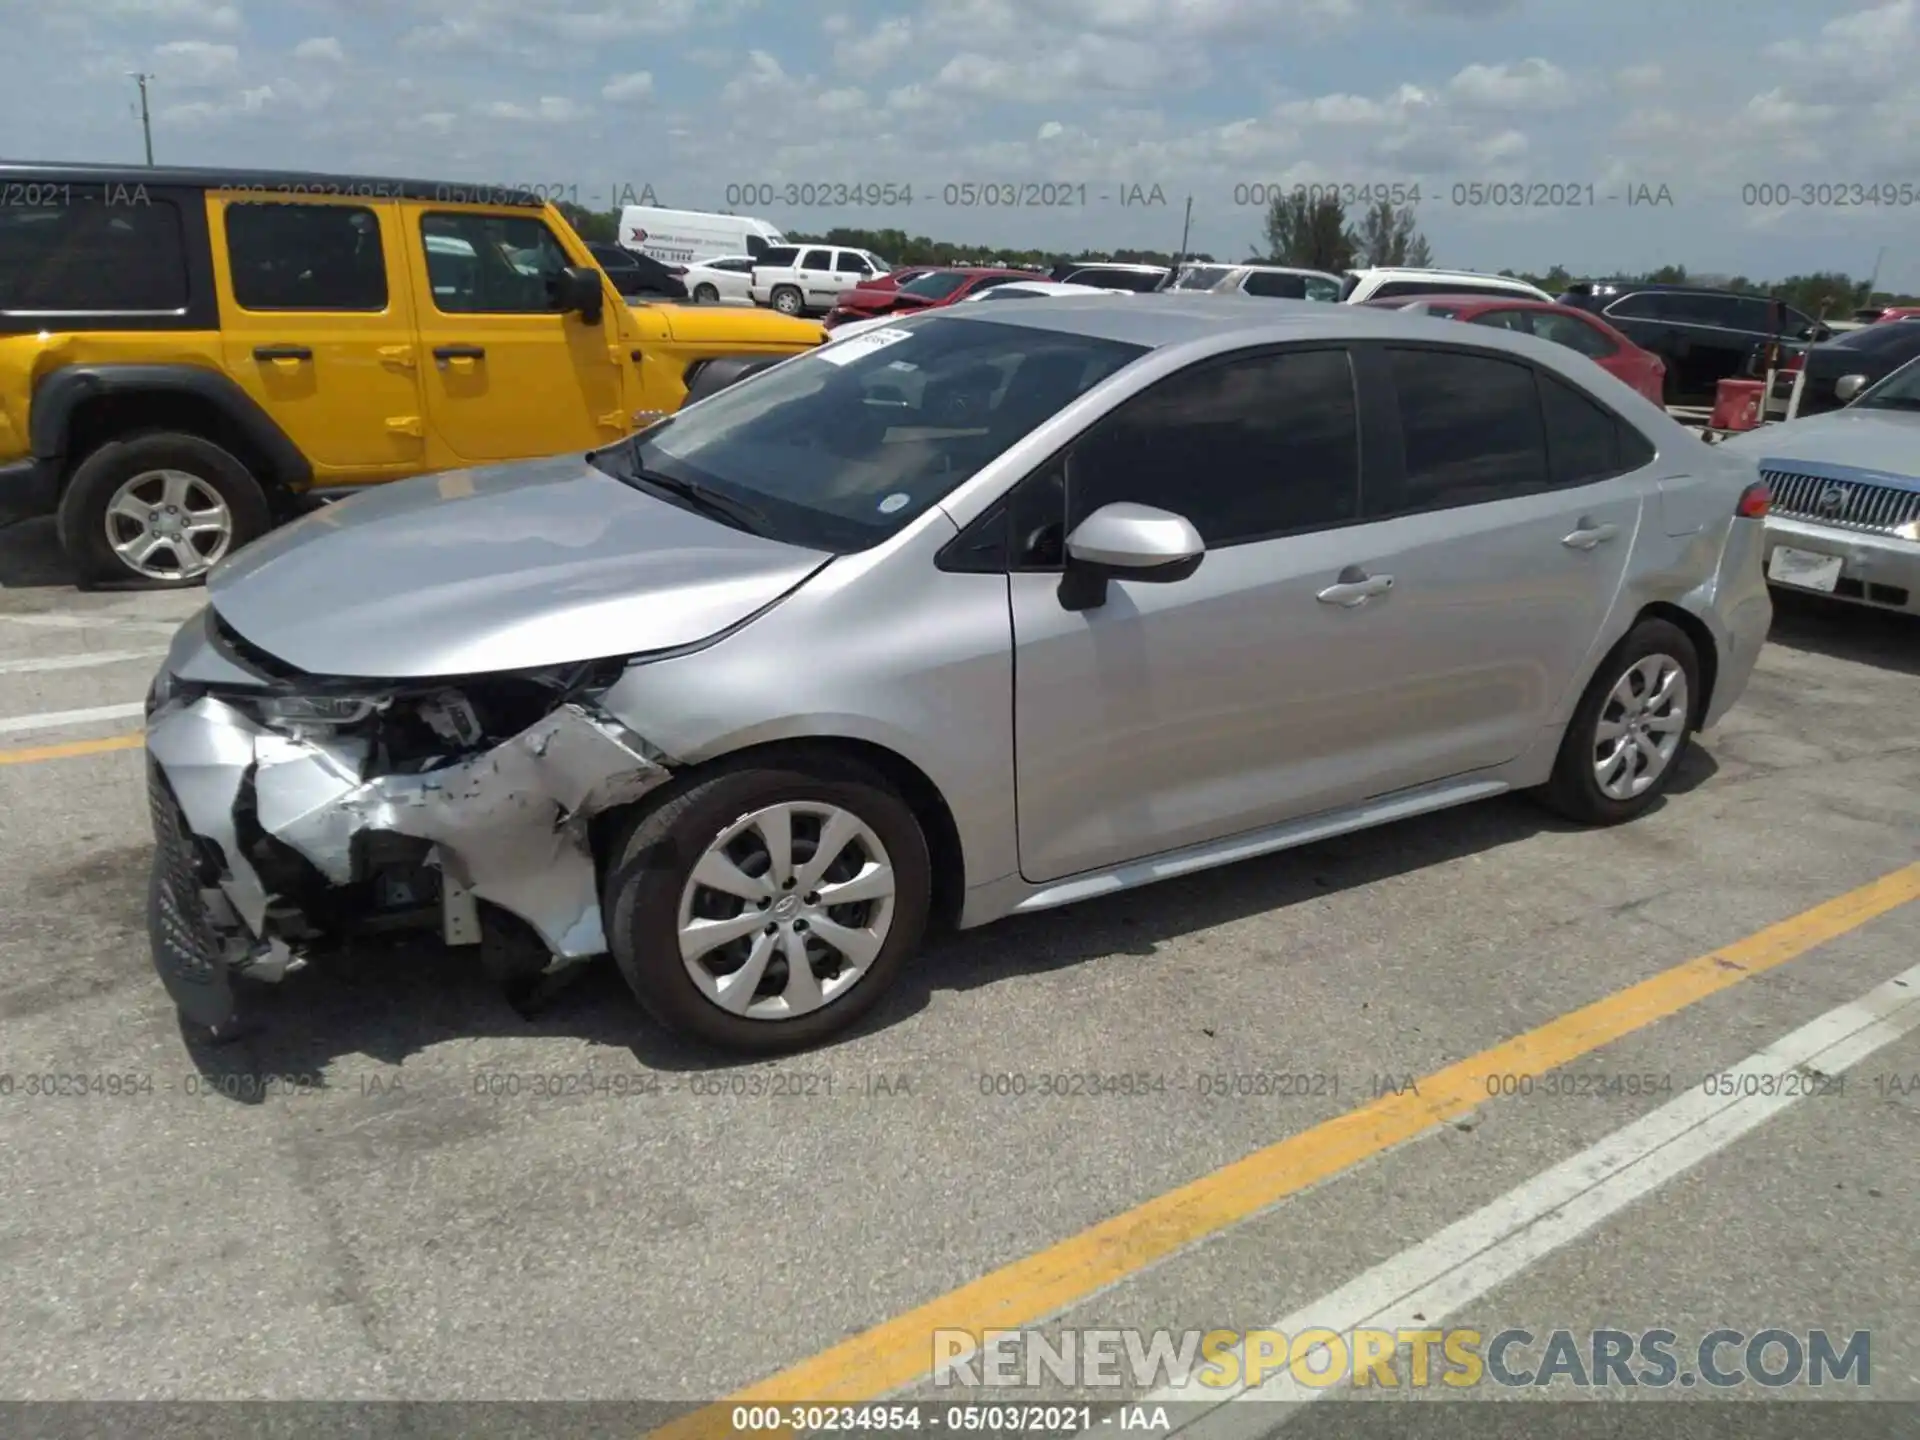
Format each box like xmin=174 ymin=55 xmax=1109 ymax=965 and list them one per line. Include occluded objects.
xmin=693 ymin=283 xmax=720 ymax=303
xmin=58 ymin=431 xmax=272 ymax=589
xmin=770 ymin=285 xmax=804 ymax=316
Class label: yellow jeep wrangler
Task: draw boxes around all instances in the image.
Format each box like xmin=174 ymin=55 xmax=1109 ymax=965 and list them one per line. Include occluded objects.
xmin=0 ymin=163 xmax=821 ymax=588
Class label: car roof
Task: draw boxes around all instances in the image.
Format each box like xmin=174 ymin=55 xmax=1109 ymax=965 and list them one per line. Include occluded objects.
xmin=1385 ymin=294 xmax=1575 ymax=312
xmin=1069 ymin=262 xmax=1169 ymax=273
xmin=0 ymin=161 xmax=548 ymax=207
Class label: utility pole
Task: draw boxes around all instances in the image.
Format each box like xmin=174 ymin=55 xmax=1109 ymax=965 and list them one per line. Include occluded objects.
xmin=1866 ymin=245 xmax=1887 ymax=303
xmin=128 ymin=72 xmax=154 ymax=165
xmin=1177 ymin=194 xmax=1193 ymax=266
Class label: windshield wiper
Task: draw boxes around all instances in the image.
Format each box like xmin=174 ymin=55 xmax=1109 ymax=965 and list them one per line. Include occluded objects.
xmin=628 ymin=465 xmax=771 ymax=535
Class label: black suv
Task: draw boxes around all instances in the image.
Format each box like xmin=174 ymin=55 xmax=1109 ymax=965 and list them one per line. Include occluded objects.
xmin=1557 ymin=282 xmax=1828 ymax=404
xmin=586 ymin=242 xmax=688 ymax=299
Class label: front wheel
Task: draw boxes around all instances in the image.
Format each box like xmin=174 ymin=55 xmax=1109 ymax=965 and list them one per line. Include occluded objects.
xmin=603 ymin=756 xmax=931 ymax=1052
xmin=770 ymin=285 xmax=804 ymax=316
xmin=58 ymin=431 xmax=271 ymax=589
xmin=1539 ymin=619 xmax=1701 ymax=825
xmin=693 ymin=283 xmax=719 ymax=303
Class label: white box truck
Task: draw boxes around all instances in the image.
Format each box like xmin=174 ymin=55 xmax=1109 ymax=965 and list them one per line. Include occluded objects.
xmin=617 ymin=206 xmax=788 ymax=266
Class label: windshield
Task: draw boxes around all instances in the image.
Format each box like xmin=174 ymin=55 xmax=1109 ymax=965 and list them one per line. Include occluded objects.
xmin=1172 ymin=266 xmax=1230 ymax=291
xmin=1854 ymin=355 xmax=1920 ymax=411
xmin=898 ymin=271 xmax=971 ymax=300
xmin=606 ymin=316 xmax=1147 ymax=552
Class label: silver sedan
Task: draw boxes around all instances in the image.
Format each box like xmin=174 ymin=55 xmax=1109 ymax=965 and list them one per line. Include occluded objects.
xmin=143 ymin=295 xmax=1772 ymax=1051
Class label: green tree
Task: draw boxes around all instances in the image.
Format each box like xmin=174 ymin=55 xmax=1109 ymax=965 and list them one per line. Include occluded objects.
xmin=1353 ymin=200 xmax=1431 ymax=268
xmin=1261 ymin=191 xmax=1356 ymax=272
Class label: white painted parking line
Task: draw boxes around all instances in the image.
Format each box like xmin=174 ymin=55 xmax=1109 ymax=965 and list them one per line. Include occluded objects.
xmin=0 ymin=701 xmax=147 ymax=736
xmin=1092 ymin=959 xmax=1920 ymax=1438
xmin=0 ymin=648 xmax=167 ymax=675
xmin=0 ymin=613 xmax=183 ymax=635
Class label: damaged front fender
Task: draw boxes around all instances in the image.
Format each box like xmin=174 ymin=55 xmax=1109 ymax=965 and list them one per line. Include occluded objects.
xmin=144 ymin=694 xmax=677 ymax=1028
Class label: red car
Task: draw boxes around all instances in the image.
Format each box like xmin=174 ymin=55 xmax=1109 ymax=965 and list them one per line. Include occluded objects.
xmin=824 ymin=267 xmax=1040 ymax=330
xmin=1872 ymin=306 xmax=1920 ymax=323
xmin=1362 ymin=293 xmax=1667 ymax=404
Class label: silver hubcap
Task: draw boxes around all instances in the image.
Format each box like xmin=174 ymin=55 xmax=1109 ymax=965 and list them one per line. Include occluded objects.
xmin=1593 ymin=653 xmax=1689 ymax=800
xmin=775 ymin=291 xmax=799 ymax=313
xmin=105 ymin=469 xmax=233 ymax=581
xmin=677 ymin=801 xmax=896 ymax=1020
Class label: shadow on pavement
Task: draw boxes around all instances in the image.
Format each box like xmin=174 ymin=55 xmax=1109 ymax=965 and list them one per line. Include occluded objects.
xmin=1764 ymin=588 xmax=1920 ymax=677
xmin=0 ymin=518 xmax=76 ymax=590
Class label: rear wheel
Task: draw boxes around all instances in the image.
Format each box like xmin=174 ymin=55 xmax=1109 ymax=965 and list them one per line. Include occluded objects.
xmin=693 ymin=282 xmax=719 ymax=303
xmin=603 ymin=756 xmax=931 ymax=1052
xmin=1539 ymin=619 xmax=1700 ymax=825
xmin=58 ymin=431 xmax=271 ymax=589
xmin=770 ymin=285 xmax=804 ymax=316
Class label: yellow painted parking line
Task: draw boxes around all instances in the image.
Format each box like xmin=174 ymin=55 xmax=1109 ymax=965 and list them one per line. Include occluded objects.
xmin=650 ymin=860 xmax=1920 ymax=1439
xmin=0 ymin=732 xmax=144 ymax=766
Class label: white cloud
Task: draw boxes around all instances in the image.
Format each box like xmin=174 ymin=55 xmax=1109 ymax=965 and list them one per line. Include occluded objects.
xmin=293 ymin=37 xmax=346 ymax=63
xmin=834 ymin=16 xmax=914 ymax=71
xmin=1614 ymin=62 xmax=1661 ymax=91
xmin=601 ymin=70 xmax=654 ymax=101
xmin=1446 ymin=57 xmax=1574 ymax=109
xmin=152 ymin=39 xmax=239 ymax=85
xmin=477 ymin=96 xmax=590 ymax=123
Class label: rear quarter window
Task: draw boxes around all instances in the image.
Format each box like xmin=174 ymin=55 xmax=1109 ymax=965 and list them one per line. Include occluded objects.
xmin=0 ymin=195 xmax=190 ymax=314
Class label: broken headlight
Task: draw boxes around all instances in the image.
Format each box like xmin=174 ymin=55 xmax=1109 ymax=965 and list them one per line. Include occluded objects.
xmin=251 ymin=693 xmax=392 ymax=727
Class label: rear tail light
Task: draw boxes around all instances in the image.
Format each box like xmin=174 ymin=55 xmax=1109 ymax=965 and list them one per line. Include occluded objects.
xmin=1782 ymin=351 xmax=1803 ymax=372
xmin=667 ymin=265 xmax=687 ymax=276
xmin=1737 ymin=481 xmax=1770 ymax=518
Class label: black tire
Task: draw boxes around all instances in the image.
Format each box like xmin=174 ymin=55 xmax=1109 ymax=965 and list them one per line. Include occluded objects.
xmin=602 ymin=754 xmax=931 ymax=1053
xmin=693 ymin=283 xmax=719 ymax=303
xmin=1539 ymin=618 xmax=1701 ymax=826
xmin=57 ymin=430 xmax=272 ymax=590
xmin=770 ymin=285 xmax=804 ymax=316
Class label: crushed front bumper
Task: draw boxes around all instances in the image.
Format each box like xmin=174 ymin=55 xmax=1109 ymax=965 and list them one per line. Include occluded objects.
xmin=143 ymin=693 xmax=675 ymax=1033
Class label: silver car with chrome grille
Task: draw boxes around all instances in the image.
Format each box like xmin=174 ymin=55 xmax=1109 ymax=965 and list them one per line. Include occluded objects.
xmin=1716 ymin=354 xmax=1920 ymax=614
xmin=143 ymin=296 xmax=1772 ymax=1053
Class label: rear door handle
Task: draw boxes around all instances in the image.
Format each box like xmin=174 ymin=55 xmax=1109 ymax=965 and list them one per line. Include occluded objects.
xmin=433 ymin=344 xmax=486 ymax=362
xmin=1561 ymin=519 xmax=1620 ymax=550
xmin=1316 ymin=569 xmax=1394 ymax=607
xmin=252 ymin=345 xmax=312 ymax=361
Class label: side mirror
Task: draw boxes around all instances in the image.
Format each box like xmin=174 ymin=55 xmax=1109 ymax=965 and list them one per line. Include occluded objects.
xmin=1834 ymin=374 xmax=1870 ymax=403
xmin=1809 ymin=323 xmax=1833 ymax=343
xmin=1057 ymin=501 xmax=1205 ymax=611
xmin=555 ymin=265 xmax=605 ymax=324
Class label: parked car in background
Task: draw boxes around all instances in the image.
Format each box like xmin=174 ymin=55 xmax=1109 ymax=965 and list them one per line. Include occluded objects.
xmin=823 ymin=267 xmax=1038 ymax=330
xmin=587 ymin=242 xmax=688 ymax=299
xmin=1167 ymin=262 xmax=1235 ymax=291
xmin=750 ymin=244 xmax=892 ymax=315
xmin=1852 ymin=305 xmax=1920 ymax=324
xmin=681 ymin=255 xmax=756 ymax=304
xmin=617 ymin=205 xmax=787 ymax=266
xmin=847 ymin=266 xmax=933 ymax=294
xmin=1208 ymin=265 xmax=1344 ymax=301
xmin=1716 ymin=354 xmax=1920 ymax=616
xmin=140 ymin=295 xmax=1770 ymax=1052
xmin=1364 ymin=294 xmax=1667 ymax=405
xmin=0 ymin=162 xmax=823 ymax=588
xmin=1051 ymin=262 xmax=1171 ymax=293
xmin=1558 ymin=282 xmax=1827 ymax=405
xmin=822 ymin=280 xmax=1135 ymax=344
xmin=1341 ymin=268 xmax=1552 ymax=305
xmin=1769 ymin=321 xmax=1920 ymax=418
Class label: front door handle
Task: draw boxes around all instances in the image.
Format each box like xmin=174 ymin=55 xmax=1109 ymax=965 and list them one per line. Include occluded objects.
xmin=1316 ymin=568 xmax=1394 ymax=607
xmin=1562 ymin=519 xmax=1620 ymax=550
xmin=252 ymin=345 xmax=312 ymax=362
xmin=433 ymin=344 xmax=487 ymax=364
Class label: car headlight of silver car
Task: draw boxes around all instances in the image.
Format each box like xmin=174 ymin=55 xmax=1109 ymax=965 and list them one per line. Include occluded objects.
xmin=250 ymin=693 xmax=393 ymax=727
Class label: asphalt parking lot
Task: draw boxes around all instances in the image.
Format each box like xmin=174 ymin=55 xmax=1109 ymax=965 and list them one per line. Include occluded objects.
xmin=1 ymin=512 xmax=1917 ymax=1432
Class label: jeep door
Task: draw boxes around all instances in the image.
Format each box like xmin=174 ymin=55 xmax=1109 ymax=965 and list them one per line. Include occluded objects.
xmin=212 ymin=195 xmax=429 ymax=484
xmin=406 ymin=205 xmax=629 ymax=464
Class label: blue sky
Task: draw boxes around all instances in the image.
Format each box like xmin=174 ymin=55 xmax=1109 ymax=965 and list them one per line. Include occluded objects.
xmin=5 ymin=0 xmax=1919 ymax=289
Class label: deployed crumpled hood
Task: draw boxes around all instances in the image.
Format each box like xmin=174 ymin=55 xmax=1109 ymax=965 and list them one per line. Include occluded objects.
xmin=1716 ymin=408 xmax=1920 ymax=484
xmin=207 ymin=455 xmax=832 ymax=679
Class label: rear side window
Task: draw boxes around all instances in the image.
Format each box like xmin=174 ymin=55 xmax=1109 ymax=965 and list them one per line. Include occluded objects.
xmin=1373 ymin=280 xmax=1523 ymax=300
xmin=1605 ymin=292 xmax=1670 ymax=320
xmin=1539 ymin=373 xmax=1622 ymax=485
xmin=801 ymin=248 xmax=832 ymax=269
xmin=1242 ymin=271 xmax=1309 ymax=299
xmin=1529 ymin=310 xmax=1615 ymax=357
xmin=1383 ymin=348 xmax=1549 ymax=513
xmin=1068 ymin=347 xmax=1361 ymax=546
xmin=758 ymin=246 xmax=798 ymax=268
xmin=225 ymin=203 xmax=387 ymax=311
xmin=0 ymin=197 xmax=188 ymax=313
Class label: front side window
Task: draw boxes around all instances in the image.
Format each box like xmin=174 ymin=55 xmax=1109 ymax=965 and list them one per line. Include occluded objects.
xmin=1383 ymin=347 xmax=1549 ymax=513
xmin=1529 ymin=310 xmax=1615 ymax=357
xmin=420 ymin=212 xmax=573 ymax=314
xmin=1303 ymin=275 xmax=1342 ymax=302
xmin=225 ymin=203 xmax=387 ymax=311
xmin=0 ymin=195 xmax=188 ymax=313
xmin=835 ymin=251 xmax=870 ymax=275
xmin=1066 ymin=348 xmax=1361 ymax=547
xmin=1242 ymin=271 xmax=1311 ymax=299
xmin=898 ymin=271 xmax=970 ymax=301
xmin=1466 ymin=308 xmax=1531 ymax=332
xmin=605 ymin=316 xmax=1145 ymax=552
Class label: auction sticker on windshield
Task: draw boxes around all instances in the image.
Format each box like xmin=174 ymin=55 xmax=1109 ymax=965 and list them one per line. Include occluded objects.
xmin=819 ymin=327 xmax=915 ymax=366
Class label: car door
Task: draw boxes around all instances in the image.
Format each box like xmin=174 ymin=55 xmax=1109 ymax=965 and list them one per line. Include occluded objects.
xmin=1332 ymin=343 xmax=1647 ymax=789
xmin=212 ymin=196 xmax=428 ymax=484
xmin=794 ymin=248 xmax=836 ymax=310
xmin=1010 ymin=345 xmax=1385 ymax=883
xmin=407 ymin=206 xmax=628 ymax=465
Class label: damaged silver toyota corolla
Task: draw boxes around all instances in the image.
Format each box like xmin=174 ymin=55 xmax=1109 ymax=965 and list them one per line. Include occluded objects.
xmin=144 ymin=298 xmax=1770 ymax=1052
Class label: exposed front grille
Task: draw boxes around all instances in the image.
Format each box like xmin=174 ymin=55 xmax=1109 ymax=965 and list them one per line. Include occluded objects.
xmin=1764 ymin=466 xmax=1920 ymax=535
